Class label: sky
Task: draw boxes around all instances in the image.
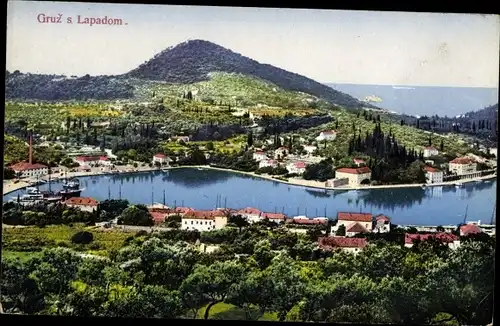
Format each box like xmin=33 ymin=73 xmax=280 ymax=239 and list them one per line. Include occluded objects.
xmin=6 ymin=1 xmax=500 ymax=88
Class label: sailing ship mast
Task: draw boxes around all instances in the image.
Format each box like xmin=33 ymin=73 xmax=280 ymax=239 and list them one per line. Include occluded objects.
xmin=490 ymin=203 xmax=496 ymax=225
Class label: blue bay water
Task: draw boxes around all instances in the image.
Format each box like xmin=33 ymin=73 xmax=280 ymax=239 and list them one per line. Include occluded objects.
xmin=328 ymin=83 xmax=498 ymax=117
xmin=4 ymin=168 xmax=496 ymax=226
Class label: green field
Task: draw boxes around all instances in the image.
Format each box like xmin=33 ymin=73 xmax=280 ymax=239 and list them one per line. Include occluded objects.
xmin=2 ymin=225 xmax=131 ymax=259
xmin=197 ymin=302 xmax=278 ymax=321
xmin=163 ymin=135 xmax=247 ymax=154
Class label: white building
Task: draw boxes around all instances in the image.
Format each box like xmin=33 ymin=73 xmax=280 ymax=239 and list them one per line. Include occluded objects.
xmin=315 ymin=130 xmax=337 ymax=141
xmin=99 ymin=156 xmax=112 ymax=166
xmin=252 ymin=151 xmax=268 ymax=162
xmin=318 ymin=237 xmax=367 ymax=254
xmin=423 ymin=146 xmax=439 ymax=158
xmin=262 ymin=212 xmax=287 ymax=224
xmin=404 ymin=233 xmax=460 ymax=250
xmin=424 ymin=166 xmax=444 ymax=184
xmin=75 ymin=155 xmax=101 ymax=168
xmin=181 ymin=210 xmax=228 ymax=231
xmin=449 ymin=157 xmax=477 ymax=175
xmin=234 ymin=207 xmax=263 ymax=223
xmin=334 ymin=167 xmax=372 ymax=187
xmin=332 ymin=212 xmax=373 ymax=235
xmin=373 ymin=215 xmax=391 ymax=233
xmin=303 ymin=145 xmax=317 ymax=155
xmin=64 ymin=197 xmax=99 ymax=212
xmin=286 ymin=161 xmax=307 ymax=175
xmin=8 ymin=162 xmax=49 ymax=179
xmin=259 ymin=159 xmax=279 ymax=169
xmin=489 ymin=148 xmax=497 ymax=157
xmin=152 ymin=153 xmax=171 ymax=166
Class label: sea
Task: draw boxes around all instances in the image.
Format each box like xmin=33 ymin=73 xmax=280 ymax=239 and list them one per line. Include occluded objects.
xmin=327 ymin=83 xmax=498 ymax=118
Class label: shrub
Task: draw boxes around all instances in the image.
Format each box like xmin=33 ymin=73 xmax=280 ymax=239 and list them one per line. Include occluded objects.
xmin=88 ymin=241 xmax=101 ymax=250
xmin=135 ymin=230 xmax=149 ymax=237
xmin=71 ymin=231 xmax=94 ymax=244
xmin=56 ymin=240 xmax=70 ymax=248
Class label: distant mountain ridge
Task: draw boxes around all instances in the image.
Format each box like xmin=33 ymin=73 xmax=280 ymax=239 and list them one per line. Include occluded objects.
xmin=124 ymin=39 xmax=370 ymax=108
xmin=5 ymin=39 xmax=372 ymax=109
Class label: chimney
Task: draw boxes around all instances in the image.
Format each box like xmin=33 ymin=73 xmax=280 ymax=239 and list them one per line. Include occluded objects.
xmin=29 ymin=132 xmax=33 ymax=164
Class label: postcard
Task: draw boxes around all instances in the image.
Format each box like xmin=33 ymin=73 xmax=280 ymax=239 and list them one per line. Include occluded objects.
xmin=2 ymin=1 xmax=498 ymax=324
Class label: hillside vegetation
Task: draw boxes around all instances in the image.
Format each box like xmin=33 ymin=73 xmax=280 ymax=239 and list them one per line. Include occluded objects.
xmin=5 ymin=71 xmax=134 ymax=101
xmin=125 ymin=40 xmax=370 ymax=109
xmin=293 ymin=110 xmax=475 ymax=159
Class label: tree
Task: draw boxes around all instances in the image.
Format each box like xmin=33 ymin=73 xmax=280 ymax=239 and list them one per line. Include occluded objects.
xmin=335 ymin=224 xmax=346 ymax=236
xmin=247 ymin=131 xmax=253 ymax=147
xmin=228 ymin=214 xmax=249 ymax=233
xmin=71 ymin=231 xmax=94 ymax=244
xmin=253 ymin=240 xmax=274 ymax=270
xmin=206 ymin=142 xmax=215 ymax=151
xmin=440 ymin=139 xmax=444 ymax=151
xmin=117 ymin=205 xmax=154 ymax=226
xmin=180 ymin=260 xmax=247 ymax=319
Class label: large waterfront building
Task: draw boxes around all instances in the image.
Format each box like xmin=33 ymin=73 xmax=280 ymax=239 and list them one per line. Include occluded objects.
xmin=334 ymin=167 xmax=372 ymax=187
xmin=448 ymin=157 xmax=477 ymax=175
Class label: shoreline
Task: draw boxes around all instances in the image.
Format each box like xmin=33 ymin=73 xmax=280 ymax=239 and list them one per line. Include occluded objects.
xmin=2 ymin=164 xmax=497 ymax=196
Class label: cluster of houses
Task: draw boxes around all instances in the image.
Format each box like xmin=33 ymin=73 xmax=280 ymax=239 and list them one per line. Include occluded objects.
xmin=49 ymin=197 xmax=495 ymax=256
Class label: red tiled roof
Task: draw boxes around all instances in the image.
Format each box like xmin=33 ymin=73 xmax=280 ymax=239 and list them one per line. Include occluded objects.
xmin=336 ymin=166 xmax=372 ymax=175
xmin=150 ymin=211 xmax=168 ymax=223
xmin=99 ymin=156 xmax=108 ymax=161
xmin=404 ymin=232 xmax=458 ymax=245
xmin=424 ymin=146 xmax=437 ymax=150
xmin=321 ymin=130 xmax=336 ymax=135
xmin=154 ymin=153 xmax=167 ymax=158
xmin=375 ymin=214 xmax=390 ymax=223
xmin=262 ymin=212 xmax=286 ymax=220
xmin=183 ymin=209 xmax=226 ymax=220
xmin=173 ymin=207 xmax=193 ymax=214
xmin=337 ymin=212 xmax=373 ymax=222
xmin=9 ymin=162 xmax=48 ymax=172
xmin=295 ymin=162 xmax=307 ymax=168
xmin=318 ymin=236 xmax=367 ymax=249
xmin=424 ymin=166 xmax=440 ymax=173
xmin=65 ymin=197 xmax=99 ymax=206
xmin=76 ymin=156 xmax=100 ymax=162
xmin=460 ymin=224 xmax=482 ymax=236
xmin=353 ymin=159 xmax=365 ymax=164
xmin=237 ymin=207 xmax=262 ymax=215
xmin=346 ymin=222 xmax=369 ymax=233
xmin=254 ymin=151 xmax=265 ymax=155
xmin=450 ymin=157 xmax=474 ymax=164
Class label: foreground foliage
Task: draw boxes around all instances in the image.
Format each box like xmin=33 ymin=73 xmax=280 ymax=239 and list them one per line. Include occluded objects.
xmin=1 ymin=227 xmax=494 ymax=324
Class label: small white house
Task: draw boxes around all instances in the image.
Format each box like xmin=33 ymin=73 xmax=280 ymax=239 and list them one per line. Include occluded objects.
xmin=373 ymin=214 xmax=391 ymax=233
xmin=449 ymin=157 xmax=477 ymax=175
xmin=424 ymin=166 xmax=444 ymax=184
xmin=318 ymin=237 xmax=367 ymax=254
xmin=99 ymin=156 xmax=112 ymax=166
xmin=316 ymin=130 xmax=337 ymax=141
xmin=181 ymin=210 xmax=228 ymax=231
xmin=152 ymin=153 xmax=171 ymax=166
xmin=64 ymin=197 xmax=99 ymax=213
xmin=234 ymin=207 xmax=263 ymax=223
xmin=252 ymin=151 xmax=268 ymax=162
xmin=286 ymin=161 xmax=307 ymax=175
xmin=259 ymin=159 xmax=279 ymax=169
xmin=303 ymin=145 xmax=317 ymax=155
xmin=332 ymin=212 xmax=373 ymax=235
xmin=335 ymin=167 xmax=372 ymax=187
xmin=75 ymin=155 xmax=101 ymax=168
xmin=423 ymin=146 xmax=439 ymax=158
